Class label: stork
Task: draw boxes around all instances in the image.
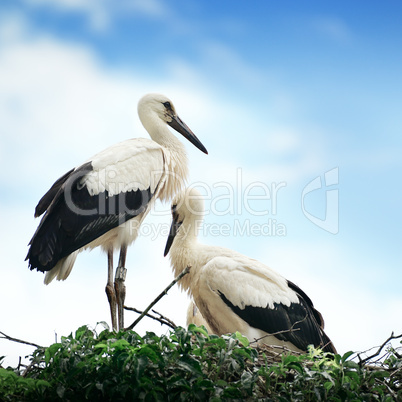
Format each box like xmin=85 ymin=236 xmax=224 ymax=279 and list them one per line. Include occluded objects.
xmin=164 ymin=188 xmax=336 ymax=353
xmin=26 ymin=93 xmax=208 ymax=331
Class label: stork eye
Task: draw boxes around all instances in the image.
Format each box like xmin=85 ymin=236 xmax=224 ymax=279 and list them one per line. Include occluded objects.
xmin=163 ymin=101 xmax=172 ymax=111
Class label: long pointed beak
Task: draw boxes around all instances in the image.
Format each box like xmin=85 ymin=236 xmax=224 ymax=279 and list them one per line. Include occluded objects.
xmin=164 ymin=215 xmax=182 ymax=257
xmin=168 ymin=115 xmax=208 ymax=154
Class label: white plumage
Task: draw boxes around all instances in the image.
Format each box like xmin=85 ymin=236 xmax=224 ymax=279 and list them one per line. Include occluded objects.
xmin=165 ymin=188 xmax=336 ymax=353
xmin=82 ymin=139 xmax=164 ymax=196
xmin=26 ymin=93 xmax=207 ymax=331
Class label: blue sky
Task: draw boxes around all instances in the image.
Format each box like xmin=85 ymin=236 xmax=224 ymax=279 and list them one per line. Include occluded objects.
xmin=1 ymin=0 xmax=401 ymax=366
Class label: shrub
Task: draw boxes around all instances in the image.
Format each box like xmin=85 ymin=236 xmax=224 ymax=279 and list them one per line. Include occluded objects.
xmin=1 ymin=325 xmax=401 ymax=401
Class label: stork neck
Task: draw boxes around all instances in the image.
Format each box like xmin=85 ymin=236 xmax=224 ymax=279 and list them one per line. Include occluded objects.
xmin=169 ymin=240 xmax=198 ymax=293
xmin=142 ymin=120 xmax=189 ymax=202
xmin=151 ymin=125 xmax=188 ymax=175
xmin=141 ymin=116 xmax=184 ymax=153
xmin=158 ymin=128 xmax=184 ymax=151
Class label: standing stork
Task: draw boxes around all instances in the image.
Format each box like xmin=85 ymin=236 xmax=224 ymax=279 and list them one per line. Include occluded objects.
xmin=26 ymin=93 xmax=208 ymax=331
xmin=164 ymin=188 xmax=336 ymax=353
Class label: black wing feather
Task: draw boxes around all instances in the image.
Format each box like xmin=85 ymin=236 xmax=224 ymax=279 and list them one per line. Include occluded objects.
xmin=219 ymin=285 xmax=336 ymax=353
xmin=287 ymin=280 xmax=326 ymax=329
xmin=34 ymin=168 xmax=75 ymax=217
xmin=26 ymin=162 xmax=154 ymax=272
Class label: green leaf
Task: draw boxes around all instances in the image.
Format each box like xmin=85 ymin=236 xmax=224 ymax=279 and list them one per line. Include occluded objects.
xmin=233 ymin=348 xmax=254 ymax=360
xmin=44 ymin=343 xmax=62 ymax=365
xmin=341 ymin=351 xmax=354 ymax=363
xmin=222 ymin=386 xmax=242 ymax=398
xmin=344 ymin=370 xmax=360 ymax=383
xmin=35 ymin=379 xmax=51 ymax=393
xmin=208 ymin=337 xmax=227 ymax=348
xmin=235 ymin=332 xmax=249 ymax=347
xmin=137 ymin=344 xmax=159 ymax=363
xmin=370 ymin=370 xmax=390 ymax=379
xmin=110 ymin=339 xmax=130 ymax=350
xmin=283 ymin=354 xmax=300 ymax=364
xmin=96 ymin=321 xmax=110 ymax=331
xmin=320 ymin=370 xmax=334 ymax=383
xmin=177 ymin=355 xmax=202 ymax=376
xmin=75 ymin=325 xmax=91 ymax=340
xmin=56 ymin=384 xmax=66 ymax=399
xmin=241 ymin=371 xmax=254 ymax=390
xmin=287 ymin=362 xmax=304 ymax=374
xmin=344 ymin=360 xmax=359 ymax=369
xmin=188 ymin=323 xmax=209 ymax=337
xmin=133 ymin=356 xmax=148 ymax=382
xmin=94 ymin=343 xmax=108 ymax=350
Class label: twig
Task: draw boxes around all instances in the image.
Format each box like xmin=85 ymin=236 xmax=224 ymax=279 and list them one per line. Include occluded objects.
xmin=125 ymin=266 xmax=191 ymax=330
xmin=151 ymin=309 xmax=177 ymax=329
xmin=123 ymin=306 xmax=177 ymax=330
xmin=256 ymin=343 xmax=301 ymax=359
xmin=249 ymin=315 xmax=306 ymax=346
xmin=358 ymin=332 xmax=402 ymax=366
xmin=0 ymin=331 xmax=42 ymax=348
xmin=250 ymin=327 xmax=301 ymax=345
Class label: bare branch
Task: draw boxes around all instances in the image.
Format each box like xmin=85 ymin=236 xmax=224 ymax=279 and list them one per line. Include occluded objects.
xmin=249 ymin=315 xmax=307 ymax=346
xmin=358 ymin=332 xmax=402 ymax=366
xmin=257 ymin=343 xmax=300 ymax=357
xmin=125 ymin=266 xmax=191 ymax=331
xmin=250 ymin=327 xmax=301 ymax=345
xmin=0 ymin=331 xmax=42 ymax=349
xmin=152 ymin=309 xmax=177 ymax=329
xmin=124 ymin=306 xmax=177 ymax=330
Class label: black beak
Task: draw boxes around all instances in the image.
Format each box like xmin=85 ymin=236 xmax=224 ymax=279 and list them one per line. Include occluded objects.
xmin=164 ymin=214 xmax=182 ymax=257
xmin=168 ymin=114 xmax=208 ymax=154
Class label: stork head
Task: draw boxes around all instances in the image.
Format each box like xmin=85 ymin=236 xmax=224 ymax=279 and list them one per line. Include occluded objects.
xmin=138 ymin=93 xmax=208 ymax=154
xmin=164 ymin=188 xmax=204 ymax=256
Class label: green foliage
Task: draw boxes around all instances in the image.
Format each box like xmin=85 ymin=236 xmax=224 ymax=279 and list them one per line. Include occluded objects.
xmin=259 ymin=346 xmax=400 ymax=401
xmin=0 ymin=325 xmax=401 ymax=401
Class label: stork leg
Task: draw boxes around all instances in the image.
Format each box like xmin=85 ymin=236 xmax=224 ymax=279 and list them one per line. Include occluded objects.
xmin=105 ymin=250 xmax=117 ymax=331
xmin=115 ymin=244 xmax=127 ymax=331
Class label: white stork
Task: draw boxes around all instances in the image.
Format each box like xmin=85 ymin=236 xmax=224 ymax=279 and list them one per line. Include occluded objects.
xmin=164 ymin=188 xmax=336 ymax=353
xmin=26 ymin=93 xmax=208 ymax=331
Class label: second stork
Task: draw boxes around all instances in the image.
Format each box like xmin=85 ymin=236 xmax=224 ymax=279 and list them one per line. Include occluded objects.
xmin=165 ymin=188 xmax=336 ymax=353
